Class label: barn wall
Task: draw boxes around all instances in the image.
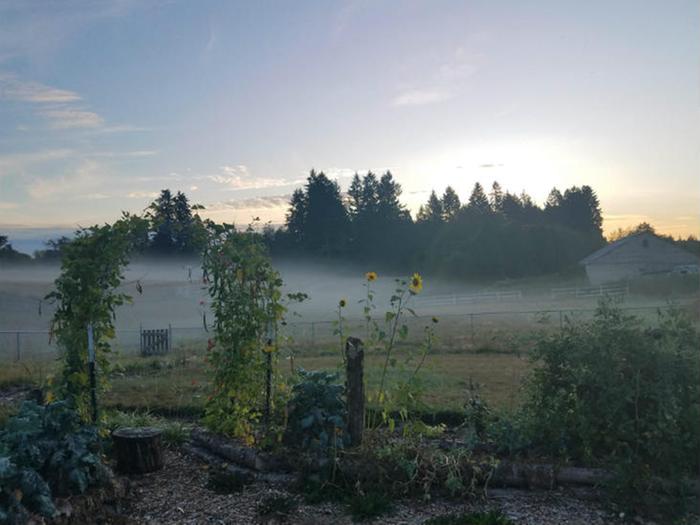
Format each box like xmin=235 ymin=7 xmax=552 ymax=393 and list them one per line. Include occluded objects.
xmin=585 ymin=263 xmax=639 ymax=286
xmin=583 ymin=233 xmax=699 ymax=285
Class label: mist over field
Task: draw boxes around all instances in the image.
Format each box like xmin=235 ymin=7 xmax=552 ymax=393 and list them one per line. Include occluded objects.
xmin=0 ymin=256 xmax=684 ymax=334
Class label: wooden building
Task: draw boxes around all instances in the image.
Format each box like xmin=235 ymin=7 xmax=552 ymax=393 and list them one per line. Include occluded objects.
xmin=580 ymin=232 xmax=699 ymax=285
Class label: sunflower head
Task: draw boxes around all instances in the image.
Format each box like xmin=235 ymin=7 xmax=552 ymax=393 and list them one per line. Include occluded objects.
xmin=365 ymin=271 xmax=378 ymax=282
xmin=339 ymin=298 xmax=347 ymax=308
xmin=409 ymin=272 xmax=423 ymax=294
xmin=432 ymin=316 xmax=439 ymax=324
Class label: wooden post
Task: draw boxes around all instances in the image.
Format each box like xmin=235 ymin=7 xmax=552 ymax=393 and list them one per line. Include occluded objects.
xmin=470 ymin=313 xmax=475 ymax=346
xmin=345 ymin=336 xmax=364 ymax=447
xmin=87 ymin=324 xmax=98 ymax=423
xmin=112 ymin=427 xmax=164 ymax=474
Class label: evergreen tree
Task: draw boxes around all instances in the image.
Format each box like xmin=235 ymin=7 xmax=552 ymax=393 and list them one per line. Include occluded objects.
xmin=173 ymin=191 xmax=194 ymax=252
xmin=285 ymin=188 xmax=307 ymax=242
xmin=490 ymin=181 xmax=504 ymax=213
xmin=347 ymin=174 xmax=363 ymax=219
xmin=149 ymin=189 xmax=176 ymax=253
xmin=302 ymin=170 xmax=349 ymax=255
xmin=377 ymin=171 xmax=408 ymax=221
xmin=441 ymin=186 xmax=461 ymax=221
xmin=467 ymin=182 xmax=490 ymax=214
xmin=417 ymin=190 xmax=444 ymax=223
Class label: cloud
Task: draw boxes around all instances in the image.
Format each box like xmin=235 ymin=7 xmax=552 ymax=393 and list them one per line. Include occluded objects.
xmin=0 ymin=73 xmax=80 ymax=103
xmin=0 ymin=149 xmax=73 ymax=176
xmin=209 ymin=165 xmax=300 ymax=190
xmin=392 ymin=45 xmax=481 ymax=107
xmin=88 ymin=150 xmax=158 ymax=158
xmin=0 ymin=202 xmax=18 ymax=210
xmin=42 ymin=108 xmax=103 ymax=128
xmin=206 ymin=195 xmax=291 ymax=212
xmin=28 ymin=159 xmax=105 ymax=200
xmin=82 ymin=192 xmax=110 ymax=200
xmin=392 ymin=89 xmax=452 ymax=107
xmin=127 ymin=191 xmax=160 ymax=199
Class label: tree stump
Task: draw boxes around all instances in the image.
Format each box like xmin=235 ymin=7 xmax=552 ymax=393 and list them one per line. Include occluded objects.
xmin=112 ymin=427 xmax=164 ymax=474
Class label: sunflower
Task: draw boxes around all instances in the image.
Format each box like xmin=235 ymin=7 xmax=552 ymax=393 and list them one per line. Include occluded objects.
xmin=432 ymin=316 xmax=439 ymax=324
xmin=339 ymin=298 xmax=347 ymax=308
xmin=365 ymin=271 xmax=378 ymax=282
xmin=409 ymin=272 xmax=423 ymax=294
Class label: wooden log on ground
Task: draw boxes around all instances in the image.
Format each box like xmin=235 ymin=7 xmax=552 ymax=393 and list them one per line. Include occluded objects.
xmin=345 ymin=336 xmax=365 ymax=447
xmin=112 ymin=427 xmax=164 ymax=474
xmin=190 ymin=428 xmax=286 ymax=471
xmin=184 ymin=444 xmax=294 ymax=484
xmin=491 ymin=462 xmax=612 ymax=489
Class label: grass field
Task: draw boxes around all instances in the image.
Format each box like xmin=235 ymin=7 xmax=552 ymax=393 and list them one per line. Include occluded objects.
xmin=0 ymin=345 xmax=531 ymax=416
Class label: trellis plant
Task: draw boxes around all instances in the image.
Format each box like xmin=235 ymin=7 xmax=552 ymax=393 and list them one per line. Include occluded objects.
xmin=202 ymin=223 xmax=304 ymax=443
xmin=46 ymin=214 xmax=145 ymax=421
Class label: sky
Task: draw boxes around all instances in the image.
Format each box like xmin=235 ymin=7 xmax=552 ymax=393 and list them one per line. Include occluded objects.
xmin=1 ymin=0 xmax=698 ymax=248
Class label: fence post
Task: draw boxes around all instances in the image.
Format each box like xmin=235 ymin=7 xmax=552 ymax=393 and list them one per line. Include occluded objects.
xmin=470 ymin=314 xmax=475 ymax=346
xmin=15 ymin=332 xmax=20 ymax=361
xmin=345 ymin=337 xmax=364 ymax=447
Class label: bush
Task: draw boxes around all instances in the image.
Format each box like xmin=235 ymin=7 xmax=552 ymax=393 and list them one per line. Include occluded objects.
xmin=284 ymin=369 xmax=348 ymax=454
xmin=0 ymin=400 xmax=109 ymax=522
xmin=522 ymin=300 xmax=700 ymax=510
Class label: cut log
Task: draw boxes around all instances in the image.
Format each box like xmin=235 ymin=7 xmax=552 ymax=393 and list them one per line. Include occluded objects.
xmin=112 ymin=427 xmax=164 ymax=474
xmin=190 ymin=428 xmax=288 ymax=472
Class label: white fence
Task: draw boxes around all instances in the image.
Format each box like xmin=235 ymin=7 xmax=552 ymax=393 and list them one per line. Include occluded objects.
xmin=414 ymin=290 xmax=523 ymax=307
xmin=550 ymin=284 xmax=628 ymax=299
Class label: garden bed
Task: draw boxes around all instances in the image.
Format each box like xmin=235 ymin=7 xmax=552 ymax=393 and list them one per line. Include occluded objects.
xmin=119 ymin=447 xmax=620 ymax=525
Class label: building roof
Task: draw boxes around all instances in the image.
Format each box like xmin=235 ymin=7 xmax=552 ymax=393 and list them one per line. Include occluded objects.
xmin=580 ymin=231 xmax=698 ymax=266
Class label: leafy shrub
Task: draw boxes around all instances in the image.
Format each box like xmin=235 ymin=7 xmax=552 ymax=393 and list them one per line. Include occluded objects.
xmin=284 ymin=369 xmax=348 ymax=454
xmin=522 ymin=300 xmax=700 ymax=510
xmin=335 ymin=436 xmax=494 ymax=502
xmin=0 ymin=400 xmax=109 ymax=522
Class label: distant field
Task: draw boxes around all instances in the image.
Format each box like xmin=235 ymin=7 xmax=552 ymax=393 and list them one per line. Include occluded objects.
xmin=0 ymin=345 xmax=530 ymax=415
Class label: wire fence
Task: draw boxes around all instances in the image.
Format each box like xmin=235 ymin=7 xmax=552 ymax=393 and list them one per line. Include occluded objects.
xmin=0 ymin=303 xmax=690 ymax=362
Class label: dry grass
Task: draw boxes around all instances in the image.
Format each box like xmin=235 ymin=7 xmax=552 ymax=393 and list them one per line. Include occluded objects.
xmin=0 ymin=343 xmax=530 ymax=415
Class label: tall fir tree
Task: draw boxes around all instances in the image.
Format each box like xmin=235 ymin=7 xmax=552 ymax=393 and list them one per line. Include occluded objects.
xmin=441 ymin=186 xmax=461 ymax=221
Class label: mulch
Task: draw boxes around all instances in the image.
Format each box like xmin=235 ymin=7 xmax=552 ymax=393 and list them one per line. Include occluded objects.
xmin=118 ymin=449 xmax=623 ymax=524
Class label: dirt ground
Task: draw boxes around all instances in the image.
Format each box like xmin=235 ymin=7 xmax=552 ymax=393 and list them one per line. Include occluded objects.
xmin=120 ymin=449 xmax=621 ymax=525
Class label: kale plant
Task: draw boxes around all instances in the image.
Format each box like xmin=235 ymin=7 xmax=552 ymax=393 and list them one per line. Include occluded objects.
xmin=0 ymin=400 xmax=109 ymax=523
xmin=284 ymin=369 xmax=348 ymax=454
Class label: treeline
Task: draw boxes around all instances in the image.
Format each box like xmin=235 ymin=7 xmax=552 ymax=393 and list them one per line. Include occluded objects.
xmin=3 ymin=190 xmax=209 ymax=263
xmin=267 ymin=170 xmax=607 ymax=278
xmin=3 ymin=174 xmax=698 ymax=279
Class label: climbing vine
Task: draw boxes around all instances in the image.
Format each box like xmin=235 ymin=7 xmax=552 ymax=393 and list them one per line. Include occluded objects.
xmin=202 ymin=223 xmax=297 ymax=443
xmin=46 ymin=214 xmax=145 ymax=421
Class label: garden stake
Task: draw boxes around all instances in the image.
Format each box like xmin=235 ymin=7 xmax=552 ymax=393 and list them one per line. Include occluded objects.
xmin=86 ymin=323 xmax=98 ymax=423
